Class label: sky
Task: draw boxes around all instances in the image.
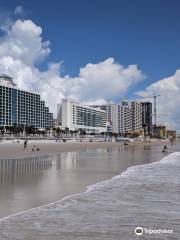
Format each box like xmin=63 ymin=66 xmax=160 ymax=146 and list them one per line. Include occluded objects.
xmin=0 ymin=0 xmax=180 ymax=130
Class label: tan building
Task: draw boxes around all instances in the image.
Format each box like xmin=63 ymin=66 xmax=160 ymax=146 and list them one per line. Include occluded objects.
xmin=131 ymin=101 xmax=142 ymax=131
xmin=153 ymin=125 xmax=166 ymax=138
xmin=166 ymin=130 xmax=176 ymax=139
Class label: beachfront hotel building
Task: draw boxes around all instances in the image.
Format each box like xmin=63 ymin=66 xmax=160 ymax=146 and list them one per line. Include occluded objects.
xmin=0 ymin=74 xmax=53 ymax=129
xmin=90 ymin=103 xmax=113 ymax=133
xmin=141 ymin=102 xmax=153 ymax=136
xmin=57 ymin=99 xmax=107 ymax=133
xmin=110 ymin=103 xmax=132 ymax=134
xmin=92 ymin=101 xmax=143 ymax=134
xmin=90 ymin=104 xmax=113 ymax=122
xmin=92 ymin=103 xmax=132 ymax=134
xmin=131 ymin=101 xmax=142 ymax=131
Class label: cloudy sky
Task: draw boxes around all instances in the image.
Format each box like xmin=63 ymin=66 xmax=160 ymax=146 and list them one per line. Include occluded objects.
xmin=0 ymin=0 xmax=180 ymax=130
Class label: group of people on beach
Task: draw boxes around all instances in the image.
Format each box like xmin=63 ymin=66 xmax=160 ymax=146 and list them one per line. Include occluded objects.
xmin=22 ymin=138 xmax=171 ymax=154
xmin=23 ymin=140 xmax=40 ymax=152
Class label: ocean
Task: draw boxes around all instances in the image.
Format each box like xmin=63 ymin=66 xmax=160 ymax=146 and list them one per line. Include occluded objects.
xmin=0 ymin=151 xmax=180 ymax=240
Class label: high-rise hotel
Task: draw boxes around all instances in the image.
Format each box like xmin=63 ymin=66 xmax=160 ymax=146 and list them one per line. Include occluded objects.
xmin=57 ymin=99 xmax=107 ymax=133
xmin=57 ymin=99 xmax=152 ymax=135
xmin=0 ymin=74 xmax=53 ymax=128
xmin=91 ymin=102 xmax=132 ymax=133
xmin=92 ymin=101 xmax=145 ymax=134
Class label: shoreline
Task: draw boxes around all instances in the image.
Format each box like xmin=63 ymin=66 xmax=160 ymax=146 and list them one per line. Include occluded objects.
xmin=0 ymin=148 xmax=167 ymax=222
xmin=0 ymin=140 xmax=176 ymax=219
xmin=0 ymin=140 xmax=170 ymax=158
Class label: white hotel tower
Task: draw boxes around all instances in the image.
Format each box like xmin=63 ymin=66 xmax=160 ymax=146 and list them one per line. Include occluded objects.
xmin=91 ymin=100 xmax=143 ymax=134
xmin=57 ymin=99 xmax=107 ymax=133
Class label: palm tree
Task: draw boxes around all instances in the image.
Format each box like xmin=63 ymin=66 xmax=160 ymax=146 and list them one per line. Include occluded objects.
xmin=65 ymin=127 xmax=69 ymax=137
xmin=56 ymin=127 xmax=61 ymax=137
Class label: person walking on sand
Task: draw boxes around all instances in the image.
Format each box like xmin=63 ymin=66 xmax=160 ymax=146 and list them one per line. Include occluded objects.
xmin=162 ymin=145 xmax=168 ymax=153
xmin=23 ymin=140 xmax=27 ymax=150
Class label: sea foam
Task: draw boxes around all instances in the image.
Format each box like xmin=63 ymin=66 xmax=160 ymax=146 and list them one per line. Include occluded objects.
xmin=0 ymin=152 xmax=180 ymax=240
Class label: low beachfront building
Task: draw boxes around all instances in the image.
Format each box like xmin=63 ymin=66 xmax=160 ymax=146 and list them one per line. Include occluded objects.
xmin=153 ymin=125 xmax=166 ymax=138
xmin=166 ymin=130 xmax=176 ymax=139
xmin=57 ymin=99 xmax=107 ymax=134
xmin=0 ymin=74 xmax=53 ymax=129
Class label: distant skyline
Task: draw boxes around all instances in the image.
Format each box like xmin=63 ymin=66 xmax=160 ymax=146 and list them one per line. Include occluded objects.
xmin=0 ymin=0 xmax=180 ymax=130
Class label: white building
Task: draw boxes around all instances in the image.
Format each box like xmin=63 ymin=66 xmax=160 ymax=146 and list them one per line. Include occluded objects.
xmin=92 ymin=102 xmax=132 ymax=134
xmin=111 ymin=103 xmax=132 ymax=133
xmin=57 ymin=99 xmax=107 ymax=133
xmin=92 ymin=100 xmax=143 ymax=134
xmin=90 ymin=104 xmax=113 ymax=122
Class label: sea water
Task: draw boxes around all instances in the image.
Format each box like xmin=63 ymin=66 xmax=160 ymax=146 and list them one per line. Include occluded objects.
xmin=0 ymin=152 xmax=180 ymax=240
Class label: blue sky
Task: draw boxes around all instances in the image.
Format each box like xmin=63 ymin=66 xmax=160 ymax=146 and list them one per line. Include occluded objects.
xmin=0 ymin=0 xmax=180 ymax=129
xmin=1 ymin=0 xmax=180 ymax=84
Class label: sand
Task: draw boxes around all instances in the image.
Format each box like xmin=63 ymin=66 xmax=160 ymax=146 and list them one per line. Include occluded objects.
xmin=0 ymin=139 xmax=169 ymax=158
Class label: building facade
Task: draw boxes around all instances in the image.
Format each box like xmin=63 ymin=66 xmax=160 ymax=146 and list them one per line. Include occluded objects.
xmin=166 ymin=130 xmax=176 ymax=139
xmin=90 ymin=104 xmax=112 ymax=122
xmin=0 ymin=74 xmax=53 ymax=128
xmin=92 ymin=100 xmax=144 ymax=134
xmin=153 ymin=125 xmax=166 ymax=138
xmin=111 ymin=103 xmax=132 ymax=134
xmin=58 ymin=99 xmax=107 ymax=133
xmin=141 ymin=102 xmax=153 ymax=136
xmin=131 ymin=101 xmax=142 ymax=131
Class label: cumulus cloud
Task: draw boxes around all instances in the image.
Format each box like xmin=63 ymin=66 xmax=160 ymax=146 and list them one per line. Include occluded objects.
xmin=136 ymin=70 xmax=180 ymax=130
xmin=78 ymin=58 xmax=144 ymax=100
xmin=0 ymin=18 xmax=145 ymax=116
xmin=0 ymin=19 xmax=50 ymax=65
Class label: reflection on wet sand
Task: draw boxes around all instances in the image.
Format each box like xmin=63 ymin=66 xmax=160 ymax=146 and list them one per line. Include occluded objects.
xmin=56 ymin=152 xmax=78 ymax=169
xmin=0 ymin=152 xmax=82 ymax=185
xmin=0 ymin=145 xmax=152 ymax=185
xmin=0 ymin=155 xmax=53 ymax=184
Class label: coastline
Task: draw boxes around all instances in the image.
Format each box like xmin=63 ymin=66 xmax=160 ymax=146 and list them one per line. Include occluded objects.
xmin=1 ymin=150 xmax=180 ymax=240
xmin=0 ymin=139 xmax=170 ymax=158
xmin=0 ymin=140 xmax=173 ymax=219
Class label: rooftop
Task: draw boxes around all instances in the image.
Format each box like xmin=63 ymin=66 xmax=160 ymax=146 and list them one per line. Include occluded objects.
xmin=0 ymin=74 xmax=16 ymax=87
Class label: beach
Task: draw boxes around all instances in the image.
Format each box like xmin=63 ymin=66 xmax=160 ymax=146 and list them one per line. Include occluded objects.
xmin=0 ymin=139 xmax=169 ymax=158
xmin=0 ymin=140 xmax=174 ymax=218
xmin=0 ymin=141 xmax=179 ymax=239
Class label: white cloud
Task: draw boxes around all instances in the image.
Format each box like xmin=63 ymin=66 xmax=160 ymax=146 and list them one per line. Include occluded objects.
xmin=14 ymin=6 xmax=24 ymax=15
xmin=0 ymin=18 xmax=145 ymax=117
xmin=0 ymin=19 xmax=50 ymax=66
xmin=136 ymin=70 xmax=180 ymax=130
xmin=78 ymin=58 xmax=145 ymax=100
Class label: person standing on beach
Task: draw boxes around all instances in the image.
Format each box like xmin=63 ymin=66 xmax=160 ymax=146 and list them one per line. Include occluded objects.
xmin=23 ymin=140 xmax=28 ymax=150
xmin=162 ymin=145 xmax=168 ymax=153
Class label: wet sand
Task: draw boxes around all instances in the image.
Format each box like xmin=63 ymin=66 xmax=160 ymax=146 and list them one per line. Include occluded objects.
xmin=0 ymin=141 xmax=177 ymax=219
xmin=0 ymin=139 xmax=169 ymax=158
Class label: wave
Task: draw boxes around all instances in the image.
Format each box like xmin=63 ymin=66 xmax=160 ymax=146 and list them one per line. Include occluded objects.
xmin=0 ymin=152 xmax=180 ymax=240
